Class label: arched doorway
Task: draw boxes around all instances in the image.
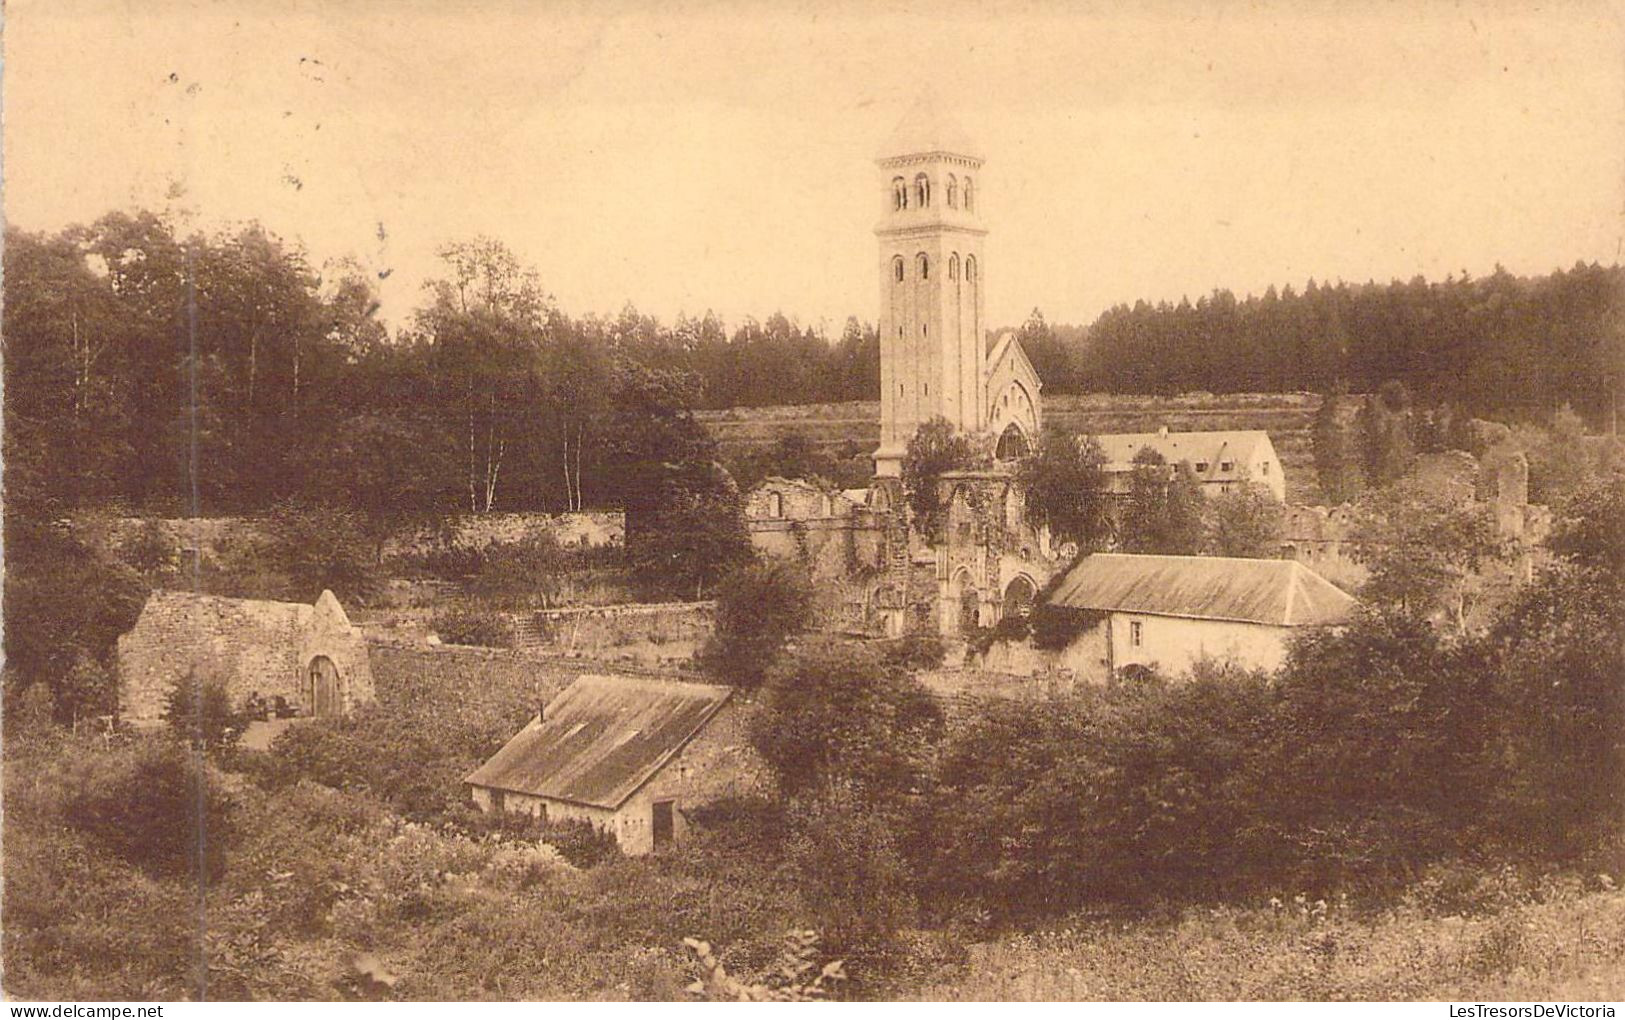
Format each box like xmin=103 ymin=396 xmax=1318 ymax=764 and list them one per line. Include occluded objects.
xmin=1003 ymin=575 xmax=1037 ymax=620
xmin=308 ymin=655 xmax=341 ymax=717
xmin=996 ymin=422 xmax=1030 ymax=461
xmin=951 ymin=568 xmax=979 ymax=634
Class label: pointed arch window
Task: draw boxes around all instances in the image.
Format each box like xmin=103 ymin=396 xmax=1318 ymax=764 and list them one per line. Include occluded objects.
xmin=892 ymin=177 xmax=908 ymax=210
xmin=893 ymin=255 xmax=905 ymax=283
xmin=963 ymin=176 xmax=974 ymax=212
xmin=946 ymin=174 xmax=959 ymax=208
xmin=948 ymin=253 xmax=959 ymax=281
xmin=917 ymin=253 xmax=929 ymax=280
xmin=965 ymin=255 xmax=977 ymax=283
xmin=914 ymin=173 xmax=930 ymax=208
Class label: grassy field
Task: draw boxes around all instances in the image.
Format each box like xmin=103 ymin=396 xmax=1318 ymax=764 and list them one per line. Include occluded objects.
xmin=902 ymin=887 xmax=1625 ymax=1001
xmin=697 ymin=392 xmax=1327 ymax=503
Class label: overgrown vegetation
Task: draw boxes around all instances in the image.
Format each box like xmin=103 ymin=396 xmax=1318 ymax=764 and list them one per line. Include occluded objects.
xmin=698 ymin=560 xmax=817 ymax=687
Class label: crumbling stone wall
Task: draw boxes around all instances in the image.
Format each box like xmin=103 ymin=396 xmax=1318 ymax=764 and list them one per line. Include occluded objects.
xmin=384 ymin=511 xmax=625 ymax=558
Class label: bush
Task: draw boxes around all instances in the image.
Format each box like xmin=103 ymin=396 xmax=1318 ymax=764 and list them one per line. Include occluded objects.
xmin=162 ymin=666 xmax=246 ymax=751
xmin=537 ymin=817 xmax=621 ymax=869
xmin=785 ymin=784 xmax=916 ymax=967
xmin=751 ymin=637 xmax=942 ymax=804
xmin=429 ymin=607 xmax=514 ymax=648
xmin=698 ymin=560 xmax=816 ymax=686
xmin=64 ymin=740 xmax=235 ymax=882
xmin=878 ymin=633 xmax=947 ymax=672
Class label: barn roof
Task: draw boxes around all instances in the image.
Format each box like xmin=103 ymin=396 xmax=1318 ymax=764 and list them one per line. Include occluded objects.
xmin=1092 ymin=430 xmax=1272 ymax=473
xmin=1047 ymin=553 xmax=1356 ymax=627
xmin=465 ymin=675 xmax=733 ymax=810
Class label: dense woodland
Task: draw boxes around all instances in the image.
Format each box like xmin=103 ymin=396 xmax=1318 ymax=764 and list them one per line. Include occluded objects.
xmin=6 ymin=210 xmax=1622 ymax=521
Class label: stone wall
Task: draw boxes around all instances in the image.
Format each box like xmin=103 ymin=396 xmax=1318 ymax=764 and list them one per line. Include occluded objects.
xmin=384 ymin=511 xmax=624 ymax=558
xmin=525 ymin=601 xmax=713 ymax=666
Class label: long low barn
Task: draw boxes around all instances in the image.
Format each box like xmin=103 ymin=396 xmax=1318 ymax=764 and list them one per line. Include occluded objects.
xmin=466 ymin=674 xmax=770 ymax=855
xmin=1045 ymin=553 xmax=1356 ymax=681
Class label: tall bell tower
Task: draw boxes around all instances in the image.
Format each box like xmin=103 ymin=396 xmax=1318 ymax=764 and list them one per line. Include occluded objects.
xmin=871 ymin=92 xmax=988 ymax=478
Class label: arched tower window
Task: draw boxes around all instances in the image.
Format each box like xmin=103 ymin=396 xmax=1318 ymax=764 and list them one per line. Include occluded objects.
xmin=947 ymin=174 xmax=959 ymax=208
xmin=965 ymin=255 xmax=977 ymax=282
xmin=893 ymin=255 xmax=904 ymax=283
xmin=914 ymin=172 xmax=930 ymax=208
xmin=948 ymin=253 xmax=959 ymax=281
xmin=917 ymin=252 xmax=929 ymax=280
xmin=963 ymin=176 xmax=974 ymax=213
xmin=892 ymin=177 xmax=907 ymax=210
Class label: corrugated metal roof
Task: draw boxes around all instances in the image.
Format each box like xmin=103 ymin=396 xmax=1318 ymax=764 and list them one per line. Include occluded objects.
xmin=1093 ymin=431 xmax=1270 ymax=475
xmin=465 ymin=675 xmax=733 ymax=810
xmin=1047 ymin=553 xmax=1356 ymax=626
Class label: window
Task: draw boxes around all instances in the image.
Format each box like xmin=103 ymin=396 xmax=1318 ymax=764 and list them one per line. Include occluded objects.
xmin=768 ymin=492 xmax=783 ymax=518
xmin=1220 ymin=461 xmax=1234 ymax=472
xmin=490 ymin=788 xmax=506 ymax=813
xmin=1130 ymin=620 xmax=1143 ymax=647
xmin=917 ymin=253 xmax=929 ymax=279
xmin=965 ymin=255 xmax=977 ymax=282
xmin=893 ymin=255 xmax=904 ymax=283
xmin=963 ymin=177 xmax=974 ymax=212
xmin=892 ymin=176 xmax=908 ymax=210
xmin=947 ymin=174 xmax=958 ymax=207
xmin=948 ymin=253 xmax=959 ymax=280
xmin=1195 ymin=461 xmax=1208 ymax=473
xmin=914 ymin=172 xmax=930 ymax=208
xmin=923 ymin=383 xmax=929 ymax=395
xmin=1261 ymin=461 xmax=1271 ymax=475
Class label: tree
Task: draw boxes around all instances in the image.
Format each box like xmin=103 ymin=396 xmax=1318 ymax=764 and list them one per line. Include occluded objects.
xmin=750 ymin=637 xmax=942 ymax=805
xmin=1017 ymin=430 xmax=1109 ymax=550
xmin=901 ymin=417 xmax=980 ymax=540
xmin=1118 ymin=449 xmax=1204 ymax=555
xmin=698 ymin=560 xmax=817 ymax=686
xmin=258 ymin=499 xmax=382 ymax=605
xmin=1202 ymin=479 xmax=1284 ymax=558
xmin=1312 ymin=386 xmax=1364 ymax=504
xmin=1487 ymin=476 xmax=1625 ymax=846
xmin=625 ymin=461 xmax=752 ymax=600
xmin=1348 ymin=482 xmax=1514 ymax=634
xmin=1358 ymin=380 xmax=1417 ymax=488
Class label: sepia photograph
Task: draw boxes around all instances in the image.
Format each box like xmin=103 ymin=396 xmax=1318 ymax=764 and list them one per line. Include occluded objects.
xmin=2 ymin=0 xmax=1623 ymax=1005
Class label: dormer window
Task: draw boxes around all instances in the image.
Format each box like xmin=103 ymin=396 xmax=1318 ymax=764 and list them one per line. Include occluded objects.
xmin=914 ymin=173 xmax=930 ymax=208
xmin=963 ymin=177 xmax=974 ymax=212
xmin=947 ymin=174 xmax=959 ymax=208
xmin=892 ymin=177 xmax=908 ymax=210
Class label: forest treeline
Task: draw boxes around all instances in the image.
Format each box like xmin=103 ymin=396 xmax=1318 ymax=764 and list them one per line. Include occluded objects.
xmin=5 ymin=209 xmax=1621 ymax=518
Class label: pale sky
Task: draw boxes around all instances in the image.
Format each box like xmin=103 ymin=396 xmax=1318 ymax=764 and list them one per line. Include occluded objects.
xmin=6 ymin=0 xmax=1624 ymax=334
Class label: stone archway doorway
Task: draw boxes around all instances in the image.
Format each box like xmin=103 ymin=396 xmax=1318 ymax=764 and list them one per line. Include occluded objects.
xmin=1003 ymin=575 xmax=1037 ymax=621
xmin=308 ymin=655 xmax=341 ymax=717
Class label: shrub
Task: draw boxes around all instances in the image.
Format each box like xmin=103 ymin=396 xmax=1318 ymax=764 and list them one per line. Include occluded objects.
xmin=64 ymin=740 xmax=235 ymax=882
xmin=878 ymin=633 xmax=947 ymax=672
xmin=1029 ymin=605 xmax=1105 ymax=651
xmin=429 ymin=607 xmax=514 ymax=648
xmin=751 ymin=637 xmax=942 ymax=805
xmin=698 ymin=560 xmax=817 ymax=686
xmin=537 ymin=817 xmax=621 ymax=869
xmin=784 ymin=784 xmax=916 ymax=967
xmin=162 ymin=665 xmax=246 ymax=751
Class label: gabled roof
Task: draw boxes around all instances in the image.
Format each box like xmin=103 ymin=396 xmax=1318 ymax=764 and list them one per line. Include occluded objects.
xmin=1047 ymin=553 xmax=1356 ymax=627
xmin=1093 ymin=431 xmax=1272 ymax=476
xmin=465 ymin=675 xmax=733 ymax=810
xmin=878 ymin=91 xmax=981 ymax=161
xmin=985 ymin=329 xmax=1043 ymax=392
